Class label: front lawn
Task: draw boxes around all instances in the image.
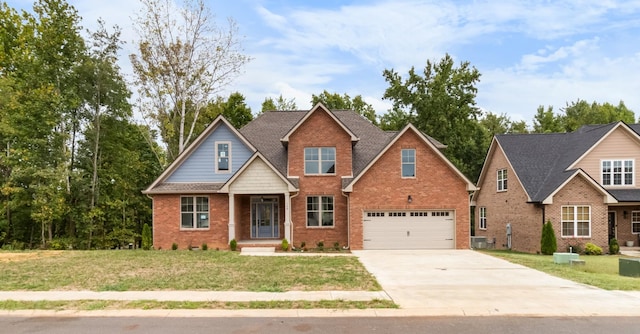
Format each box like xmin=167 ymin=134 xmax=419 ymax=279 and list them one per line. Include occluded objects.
xmin=0 ymin=250 xmax=381 ymax=292
xmin=482 ymin=250 xmax=640 ymax=290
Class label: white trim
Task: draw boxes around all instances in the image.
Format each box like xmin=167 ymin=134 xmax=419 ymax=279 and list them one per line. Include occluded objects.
xmin=304 ymin=147 xmax=336 ymax=175
xmin=179 ymin=195 xmax=210 ymax=230
xmin=497 ymin=168 xmax=507 ymax=192
xmin=568 ymin=122 xmax=640 ymax=170
xmin=632 ymin=211 xmax=640 ymax=234
xmin=479 ymin=207 xmax=487 ymax=230
xmin=306 ymin=195 xmax=335 ymax=228
xmin=219 ymin=152 xmax=298 ymax=193
xmin=560 ymin=205 xmax=591 ymax=238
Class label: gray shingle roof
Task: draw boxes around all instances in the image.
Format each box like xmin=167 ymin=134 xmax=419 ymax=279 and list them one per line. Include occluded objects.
xmin=148 ymin=182 xmax=224 ymax=194
xmin=495 ymin=122 xmax=632 ymax=202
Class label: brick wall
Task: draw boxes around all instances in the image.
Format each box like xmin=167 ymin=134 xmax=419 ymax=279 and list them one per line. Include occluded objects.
xmin=474 ymin=145 xmax=542 ymax=253
xmin=152 ymin=194 xmax=229 ymax=250
xmin=349 ymin=129 xmax=471 ymax=250
xmin=287 ymin=109 xmax=352 ymax=248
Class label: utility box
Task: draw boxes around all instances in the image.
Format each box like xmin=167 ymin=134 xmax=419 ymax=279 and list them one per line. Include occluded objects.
xmin=619 ymin=258 xmax=640 ymax=277
xmin=553 ymin=252 xmax=579 ymax=264
xmin=471 ymin=236 xmax=487 ymax=249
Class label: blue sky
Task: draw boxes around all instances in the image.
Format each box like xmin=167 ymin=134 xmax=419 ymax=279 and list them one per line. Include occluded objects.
xmin=7 ymin=0 xmax=640 ymax=124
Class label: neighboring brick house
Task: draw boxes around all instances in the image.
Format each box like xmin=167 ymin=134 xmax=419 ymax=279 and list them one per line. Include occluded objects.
xmin=144 ymin=103 xmax=476 ymax=250
xmin=472 ymin=122 xmax=640 ymax=254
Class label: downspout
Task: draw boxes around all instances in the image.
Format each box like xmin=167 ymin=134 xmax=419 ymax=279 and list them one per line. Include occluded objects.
xmin=288 ymin=191 xmax=299 ymax=247
xmin=342 ymin=191 xmax=350 ymax=250
xmin=542 ymin=204 xmax=545 ymax=226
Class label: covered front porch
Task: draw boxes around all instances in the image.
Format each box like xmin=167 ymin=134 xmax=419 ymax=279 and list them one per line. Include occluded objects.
xmin=228 ymin=193 xmax=292 ymax=248
xmin=608 ymin=205 xmax=640 ymax=248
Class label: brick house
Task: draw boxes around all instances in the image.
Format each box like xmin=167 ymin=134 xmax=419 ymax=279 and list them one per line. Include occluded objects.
xmin=472 ymin=122 xmax=640 ymax=254
xmin=144 ymin=103 xmax=476 ymax=250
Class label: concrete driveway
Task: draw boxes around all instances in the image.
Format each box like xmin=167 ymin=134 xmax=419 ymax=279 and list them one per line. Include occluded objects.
xmin=353 ymin=250 xmax=640 ymax=316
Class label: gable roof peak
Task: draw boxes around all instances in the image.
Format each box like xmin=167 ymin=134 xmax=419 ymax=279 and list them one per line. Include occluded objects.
xmin=279 ymin=103 xmax=360 ymax=143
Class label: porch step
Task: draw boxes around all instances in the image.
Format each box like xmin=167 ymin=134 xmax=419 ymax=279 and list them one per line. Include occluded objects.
xmin=240 ymin=247 xmax=276 ymax=255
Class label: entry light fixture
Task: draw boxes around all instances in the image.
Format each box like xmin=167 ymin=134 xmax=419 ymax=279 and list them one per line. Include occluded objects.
xmin=260 ymin=196 xmax=264 ymax=202
xmin=407 ymin=195 xmax=412 ymax=203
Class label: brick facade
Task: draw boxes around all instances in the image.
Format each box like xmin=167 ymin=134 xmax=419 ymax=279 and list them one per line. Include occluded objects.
xmin=349 ymin=130 xmax=470 ymax=249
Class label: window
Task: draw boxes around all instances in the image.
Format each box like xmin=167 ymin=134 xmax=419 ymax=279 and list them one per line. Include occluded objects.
xmin=497 ymin=169 xmax=507 ymax=191
xmin=181 ymin=196 xmax=209 ymax=229
xmin=216 ymin=142 xmax=231 ymax=172
xmin=479 ymin=207 xmax=487 ymax=230
xmin=307 ymin=196 xmax=334 ymax=227
xmin=401 ymin=149 xmax=416 ymax=177
xmin=304 ymin=147 xmax=335 ymax=174
xmin=633 ymin=211 xmax=640 ymax=234
xmin=561 ymin=206 xmax=590 ymax=237
xmin=602 ymin=160 xmax=633 ymax=186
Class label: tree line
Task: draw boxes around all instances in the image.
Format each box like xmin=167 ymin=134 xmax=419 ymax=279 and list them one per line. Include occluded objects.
xmin=1 ymin=0 xmax=635 ymax=249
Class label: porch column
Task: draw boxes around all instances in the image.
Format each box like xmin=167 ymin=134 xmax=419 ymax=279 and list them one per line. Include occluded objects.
xmin=284 ymin=192 xmax=292 ymax=243
xmin=228 ymin=192 xmax=235 ymax=243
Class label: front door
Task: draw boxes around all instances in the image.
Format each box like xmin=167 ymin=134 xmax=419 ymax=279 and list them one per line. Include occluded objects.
xmin=251 ymin=197 xmax=279 ymax=238
xmin=608 ymin=211 xmax=616 ymax=242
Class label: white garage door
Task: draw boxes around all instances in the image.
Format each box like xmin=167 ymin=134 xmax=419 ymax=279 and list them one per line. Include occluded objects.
xmin=363 ymin=210 xmax=455 ymax=249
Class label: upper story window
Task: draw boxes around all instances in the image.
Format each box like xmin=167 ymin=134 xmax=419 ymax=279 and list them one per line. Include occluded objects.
xmin=304 ymin=147 xmax=335 ymax=175
xmin=181 ymin=196 xmax=209 ymax=229
xmin=602 ymin=159 xmax=633 ymax=186
xmin=497 ymin=169 xmax=507 ymax=191
xmin=401 ymin=149 xmax=416 ymax=178
xmin=216 ymin=142 xmax=231 ymax=173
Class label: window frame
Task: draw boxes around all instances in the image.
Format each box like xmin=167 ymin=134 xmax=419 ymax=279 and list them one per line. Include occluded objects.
xmin=601 ymin=159 xmax=634 ymax=186
xmin=306 ymin=195 xmax=334 ymax=228
xmin=479 ymin=207 xmax=487 ymax=230
xmin=561 ymin=205 xmax=591 ymax=238
xmin=215 ymin=141 xmax=232 ymax=173
xmin=497 ymin=169 xmax=508 ymax=192
xmin=180 ymin=196 xmax=210 ymax=230
xmin=304 ymin=147 xmax=336 ymax=175
xmin=632 ymin=211 xmax=640 ymax=234
xmin=401 ymin=148 xmax=416 ymax=178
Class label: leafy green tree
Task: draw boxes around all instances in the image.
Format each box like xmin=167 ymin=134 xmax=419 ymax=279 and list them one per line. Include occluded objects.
xmin=142 ymin=223 xmax=152 ymax=250
xmin=261 ymin=95 xmax=297 ymax=112
xmin=533 ymin=105 xmax=563 ymax=133
xmin=311 ymin=90 xmax=378 ymax=124
xmin=221 ymin=92 xmax=253 ymax=128
xmin=562 ymin=100 xmax=634 ymax=132
xmin=130 ymin=0 xmax=250 ymax=160
xmin=382 ymin=54 xmax=483 ymax=179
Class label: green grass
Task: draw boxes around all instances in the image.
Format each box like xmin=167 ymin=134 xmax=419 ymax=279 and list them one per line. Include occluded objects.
xmin=482 ymin=250 xmax=640 ymax=290
xmin=0 ymin=299 xmax=398 ymax=311
xmin=0 ymin=250 xmax=381 ymax=292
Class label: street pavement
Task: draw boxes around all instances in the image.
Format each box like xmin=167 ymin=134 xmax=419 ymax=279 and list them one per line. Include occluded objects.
xmin=2 ymin=250 xmax=640 ymax=317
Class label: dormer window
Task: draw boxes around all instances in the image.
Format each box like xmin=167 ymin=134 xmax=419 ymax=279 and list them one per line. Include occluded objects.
xmin=602 ymin=160 xmax=633 ymax=186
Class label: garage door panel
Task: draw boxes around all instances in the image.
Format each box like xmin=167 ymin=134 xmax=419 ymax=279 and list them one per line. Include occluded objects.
xmin=363 ymin=211 xmax=454 ymax=249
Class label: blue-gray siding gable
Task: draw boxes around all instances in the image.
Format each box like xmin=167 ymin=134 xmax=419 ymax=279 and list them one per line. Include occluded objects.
xmin=166 ymin=124 xmax=253 ymax=182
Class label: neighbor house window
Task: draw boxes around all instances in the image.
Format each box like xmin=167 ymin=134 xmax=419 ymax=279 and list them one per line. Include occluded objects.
xmin=479 ymin=207 xmax=487 ymax=230
xmin=497 ymin=169 xmax=507 ymax=191
xmin=401 ymin=149 xmax=416 ymax=178
xmin=633 ymin=211 xmax=640 ymax=234
xmin=304 ymin=147 xmax=335 ymax=174
xmin=181 ymin=196 xmax=209 ymax=229
xmin=216 ymin=142 xmax=231 ymax=172
xmin=306 ymin=196 xmax=334 ymax=227
xmin=602 ymin=160 xmax=633 ymax=186
xmin=561 ymin=206 xmax=590 ymax=237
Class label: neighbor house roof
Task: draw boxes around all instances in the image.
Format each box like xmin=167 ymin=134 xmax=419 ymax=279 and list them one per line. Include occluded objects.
xmin=490 ymin=122 xmax=640 ymax=203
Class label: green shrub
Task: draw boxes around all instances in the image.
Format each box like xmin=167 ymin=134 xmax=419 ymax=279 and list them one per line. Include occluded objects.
xmin=333 ymin=241 xmax=340 ymax=251
xmin=300 ymin=241 xmax=306 ymax=251
xmin=142 ymin=223 xmax=152 ymax=250
xmin=584 ymin=243 xmax=602 ymax=255
xmin=540 ymin=220 xmax=557 ymax=255
xmin=609 ymin=238 xmax=619 ymax=255
xmin=201 ymin=243 xmax=208 ymax=251
xmin=229 ymin=239 xmax=237 ymax=251
xmin=281 ymin=239 xmax=289 ymax=251
xmin=171 ymin=242 xmax=178 ymax=250
xmin=316 ymin=241 xmax=324 ymax=251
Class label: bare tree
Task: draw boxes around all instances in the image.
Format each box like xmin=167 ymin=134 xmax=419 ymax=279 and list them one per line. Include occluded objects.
xmin=130 ymin=0 xmax=250 ymax=160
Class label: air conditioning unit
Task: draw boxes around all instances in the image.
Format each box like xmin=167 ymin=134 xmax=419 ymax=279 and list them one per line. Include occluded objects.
xmin=471 ymin=236 xmax=487 ymax=249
